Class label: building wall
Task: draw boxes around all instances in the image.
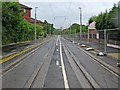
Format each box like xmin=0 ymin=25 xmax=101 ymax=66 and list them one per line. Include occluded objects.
xmin=89 ymin=29 xmax=97 ymax=34
xmin=22 ymin=9 xmax=31 ymax=22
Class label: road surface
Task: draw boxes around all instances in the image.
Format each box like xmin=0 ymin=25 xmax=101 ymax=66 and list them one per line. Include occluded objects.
xmin=1 ymin=36 xmax=120 ymax=89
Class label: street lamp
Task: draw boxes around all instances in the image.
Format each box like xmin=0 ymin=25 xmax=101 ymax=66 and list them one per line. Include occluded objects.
xmin=35 ymin=7 xmax=38 ymax=42
xmin=78 ymin=7 xmax=82 ymax=42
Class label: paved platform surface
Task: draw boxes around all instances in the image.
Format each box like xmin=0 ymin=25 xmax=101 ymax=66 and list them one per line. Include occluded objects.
xmin=107 ymin=53 xmax=120 ymax=60
xmin=66 ymin=38 xmax=120 ymax=60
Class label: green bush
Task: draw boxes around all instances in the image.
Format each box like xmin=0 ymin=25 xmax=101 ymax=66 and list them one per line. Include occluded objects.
xmin=2 ymin=2 xmax=45 ymax=45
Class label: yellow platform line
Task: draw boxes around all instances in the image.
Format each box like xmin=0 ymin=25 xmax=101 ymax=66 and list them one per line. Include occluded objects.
xmin=108 ymin=53 xmax=120 ymax=60
xmin=90 ymin=50 xmax=97 ymax=54
xmin=0 ymin=40 xmax=47 ymax=64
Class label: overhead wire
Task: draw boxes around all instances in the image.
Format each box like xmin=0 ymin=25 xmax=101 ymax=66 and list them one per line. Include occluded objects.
xmin=48 ymin=0 xmax=56 ymax=28
xmin=62 ymin=0 xmax=73 ymax=30
xmin=48 ymin=0 xmax=73 ymax=29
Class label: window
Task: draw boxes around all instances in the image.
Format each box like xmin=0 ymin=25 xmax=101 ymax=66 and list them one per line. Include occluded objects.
xmin=23 ymin=9 xmax=27 ymax=13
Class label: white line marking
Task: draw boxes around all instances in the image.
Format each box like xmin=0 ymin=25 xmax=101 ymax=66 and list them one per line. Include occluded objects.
xmin=56 ymin=44 xmax=58 ymax=46
xmin=1 ymin=45 xmax=41 ymax=76
xmin=59 ymin=36 xmax=69 ymax=89
xmin=56 ymin=60 xmax=59 ymax=66
xmin=76 ymin=45 xmax=120 ymax=78
xmin=1 ymin=52 xmax=35 ymax=77
xmin=59 ymin=66 xmax=62 ymax=68
xmin=56 ymin=36 xmax=59 ymax=46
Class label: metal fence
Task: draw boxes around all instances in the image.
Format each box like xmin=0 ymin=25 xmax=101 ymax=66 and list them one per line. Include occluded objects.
xmin=63 ymin=28 xmax=120 ymax=54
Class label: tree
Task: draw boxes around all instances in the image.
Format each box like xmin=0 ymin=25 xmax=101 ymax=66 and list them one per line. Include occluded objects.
xmin=89 ymin=3 xmax=119 ymax=30
xmin=118 ymin=1 xmax=120 ymax=28
xmin=42 ymin=20 xmax=54 ymax=35
xmin=2 ymin=2 xmax=22 ymax=44
xmin=64 ymin=23 xmax=88 ymax=34
xmin=2 ymin=2 xmax=45 ymax=45
xmin=88 ymin=16 xmax=97 ymax=24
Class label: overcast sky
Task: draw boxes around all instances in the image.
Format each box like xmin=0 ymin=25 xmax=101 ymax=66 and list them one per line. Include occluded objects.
xmin=19 ymin=0 xmax=119 ymax=29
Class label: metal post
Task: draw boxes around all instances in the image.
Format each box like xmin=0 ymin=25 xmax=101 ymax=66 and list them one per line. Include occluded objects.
xmin=92 ymin=32 xmax=94 ymax=47
xmin=104 ymin=29 xmax=107 ymax=54
xmin=87 ymin=29 xmax=89 ymax=44
xmin=79 ymin=7 xmax=82 ymax=41
xmin=35 ymin=7 xmax=38 ymax=42
xmin=46 ymin=23 xmax=47 ymax=34
xmin=50 ymin=24 xmax=51 ymax=36
xmin=70 ymin=20 xmax=71 ymax=34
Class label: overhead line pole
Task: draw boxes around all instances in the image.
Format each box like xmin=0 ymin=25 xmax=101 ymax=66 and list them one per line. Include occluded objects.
xmin=79 ymin=7 xmax=82 ymax=41
xmin=35 ymin=7 xmax=38 ymax=43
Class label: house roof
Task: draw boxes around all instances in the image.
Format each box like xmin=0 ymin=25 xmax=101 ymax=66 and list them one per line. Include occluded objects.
xmin=88 ymin=21 xmax=96 ymax=29
xmin=19 ymin=3 xmax=32 ymax=9
xmin=30 ymin=18 xmax=43 ymax=24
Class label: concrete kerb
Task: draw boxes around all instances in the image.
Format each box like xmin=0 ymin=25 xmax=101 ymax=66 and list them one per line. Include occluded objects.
xmin=69 ymin=38 xmax=119 ymax=60
xmin=2 ymin=40 xmax=31 ymax=47
xmin=77 ymin=45 xmax=120 ymax=77
xmin=0 ymin=39 xmax=50 ymax=64
xmin=2 ymin=38 xmax=44 ymax=58
xmin=107 ymin=53 xmax=120 ymax=60
xmin=91 ymin=45 xmax=119 ymax=60
xmin=65 ymin=38 xmax=120 ymax=77
xmin=0 ymin=39 xmax=51 ymax=76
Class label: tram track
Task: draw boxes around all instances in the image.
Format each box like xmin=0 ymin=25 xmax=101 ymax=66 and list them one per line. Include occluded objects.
xmin=63 ymin=38 xmax=120 ymax=78
xmin=62 ymin=37 xmax=119 ymax=88
xmin=62 ymin=38 xmax=100 ymax=89
xmin=26 ymin=38 xmax=56 ymax=88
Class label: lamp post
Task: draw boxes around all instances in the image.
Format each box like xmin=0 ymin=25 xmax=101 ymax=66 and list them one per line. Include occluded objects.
xmin=35 ymin=7 xmax=38 ymax=42
xmin=79 ymin=7 xmax=82 ymax=42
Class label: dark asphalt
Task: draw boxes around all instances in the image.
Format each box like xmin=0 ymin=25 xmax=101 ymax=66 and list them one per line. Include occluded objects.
xmin=2 ymin=37 xmax=50 ymax=58
xmin=2 ymin=36 xmax=120 ymax=89
xmin=79 ymin=40 xmax=119 ymax=53
xmin=43 ymin=42 xmax=64 ymax=88
xmin=2 ymin=38 xmax=55 ymax=88
xmin=62 ymin=46 xmax=82 ymax=88
xmin=64 ymin=36 xmax=120 ymax=69
xmin=63 ymin=35 xmax=119 ymax=53
xmin=62 ymin=38 xmax=119 ymax=88
xmin=2 ymin=40 xmax=50 ymax=69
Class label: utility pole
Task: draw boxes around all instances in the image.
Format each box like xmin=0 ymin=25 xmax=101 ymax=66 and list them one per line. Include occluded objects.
xmin=35 ymin=7 xmax=38 ymax=42
xmin=104 ymin=29 xmax=107 ymax=54
xmin=79 ymin=7 xmax=82 ymax=41
xmin=70 ymin=20 xmax=71 ymax=34
xmin=46 ymin=23 xmax=47 ymax=34
xmin=87 ymin=23 xmax=89 ymax=44
xmin=50 ymin=24 xmax=51 ymax=35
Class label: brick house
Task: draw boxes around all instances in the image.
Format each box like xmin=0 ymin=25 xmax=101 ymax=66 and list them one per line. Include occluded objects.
xmin=19 ymin=3 xmax=43 ymax=25
xmin=19 ymin=3 xmax=32 ymax=22
xmin=30 ymin=18 xmax=43 ymax=25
